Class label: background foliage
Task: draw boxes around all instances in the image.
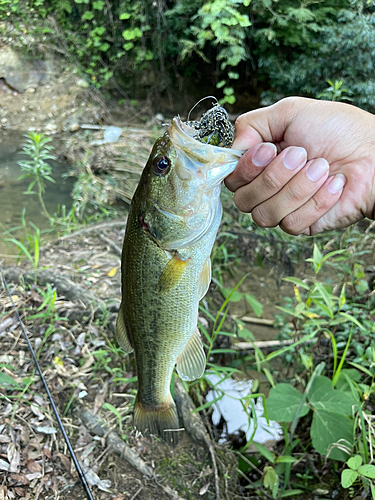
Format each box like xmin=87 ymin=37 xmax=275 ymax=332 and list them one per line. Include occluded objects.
xmin=2 ymin=0 xmax=375 ymax=109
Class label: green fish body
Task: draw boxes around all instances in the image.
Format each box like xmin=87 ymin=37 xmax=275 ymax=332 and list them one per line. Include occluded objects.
xmin=116 ymin=116 xmax=242 ymax=443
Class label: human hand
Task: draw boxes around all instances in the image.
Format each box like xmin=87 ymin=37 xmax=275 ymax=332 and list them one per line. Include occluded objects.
xmin=225 ymin=97 xmax=375 ymax=235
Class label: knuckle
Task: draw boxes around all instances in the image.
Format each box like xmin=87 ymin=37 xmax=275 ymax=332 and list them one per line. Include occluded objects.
xmin=285 ymin=182 xmax=305 ymax=202
xmin=235 ymin=112 xmax=250 ymax=130
xmin=234 ymin=190 xmax=251 ymax=213
xmin=252 ymin=206 xmax=276 ymax=228
xmin=261 ymin=170 xmax=279 ymax=192
xmin=281 ymin=212 xmax=302 ymax=235
xmin=310 ymin=194 xmax=331 ymax=213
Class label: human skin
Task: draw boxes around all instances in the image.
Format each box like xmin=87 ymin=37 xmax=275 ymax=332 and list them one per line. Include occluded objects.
xmin=225 ymin=97 xmax=375 ymax=235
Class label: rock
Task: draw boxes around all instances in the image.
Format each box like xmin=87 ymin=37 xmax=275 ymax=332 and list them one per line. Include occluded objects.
xmin=26 ymin=87 xmax=36 ymax=93
xmin=76 ymin=78 xmax=89 ymax=88
xmin=44 ymin=122 xmax=57 ymax=134
xmin=0 ymin=46 xmax=53 ymax=92
xmin=69 ymin=122 xmax=80 ymax=133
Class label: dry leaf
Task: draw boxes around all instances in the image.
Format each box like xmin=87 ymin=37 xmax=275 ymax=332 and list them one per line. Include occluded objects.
xmin=27 ymin=459 xmax=42 ymax=473
xmin=199 ymin=483 xmax=210 ymax=495
xmin=10 ymin=474 xmax=30 ymax=485
xmin=107 ymin=267 xmax=117 ymax=277
xmin=0 ymin=485 xmax=7 ymax=500
xmin=0 ymin=458 xmax=10 ymax=471
xmin=7 ymin=443 xmax=20 ymax=472
xmin=57 ymin=453 xmax=71 ymax=473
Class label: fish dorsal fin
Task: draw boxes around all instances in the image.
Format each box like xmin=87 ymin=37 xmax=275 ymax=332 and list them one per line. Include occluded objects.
xmin=116 ymin=302 xmax=133 ymax=353
xmin=176 ymin=327 xmax=206 ymax=381
xmin=197 ymin=257 xmax=211 ymax=300
xmin=158 ymin=253 xmax=190 ymax=292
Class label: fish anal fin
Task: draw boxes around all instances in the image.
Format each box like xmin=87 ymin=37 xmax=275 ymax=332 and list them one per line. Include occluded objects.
xmin=197 ymin=257 xmax=211 ymax=300
xmin=158 ymin=254 xmax=190 ymax=292
xmin=176 ymin=327 xmax=206 ymax=381
xmin=116 ymin=303 xmax=133 ymax=353
xmin=134 ymin=395 xmax=180 ymax=446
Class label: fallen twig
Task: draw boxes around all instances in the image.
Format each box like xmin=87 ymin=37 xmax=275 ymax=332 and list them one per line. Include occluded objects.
xmin=77 ymin=406 xmax=153 ymax=478
xmin=174 ymin=379 xmax=220 ymax=500
xmin=234 ymin=316 xmax=275 ymax=326
xmin=98 ymin=234 xmax=122 ymax=256
xmin=76 ymin=406 xmax=185 ymax=500
xmin=234 ymin=339 xmax=313 ymax=351
xmin=58 ymin=219 xmax=127 ymax=241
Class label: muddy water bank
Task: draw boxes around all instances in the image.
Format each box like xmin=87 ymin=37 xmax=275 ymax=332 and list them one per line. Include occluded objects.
xmin=0 ymin=130 xmax=74 ymax=259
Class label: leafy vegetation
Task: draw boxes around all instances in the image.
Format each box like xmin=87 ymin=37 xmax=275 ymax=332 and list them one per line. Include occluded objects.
xmin=2 ymin=0 xmax=375 ymax=109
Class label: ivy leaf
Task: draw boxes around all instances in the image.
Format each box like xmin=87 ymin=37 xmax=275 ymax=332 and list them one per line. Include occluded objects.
xmin=93 ymin=1 xmax=105 ymax=9
xmin=123 ymin=42 xmax=134 ymax=51
xmin=82 ymin=11 xmax=94 ymax=20
xmin=99 ymin=43 xmax=110 ymax=52
xmin=122 ymin=28 xmax=142 ymax=40
xmin=119 ymin=12 xmax=131 ymax=20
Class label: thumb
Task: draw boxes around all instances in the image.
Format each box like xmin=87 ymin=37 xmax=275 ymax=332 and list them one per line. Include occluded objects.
xmin=232 ymin=97 xmax=299 ymax=150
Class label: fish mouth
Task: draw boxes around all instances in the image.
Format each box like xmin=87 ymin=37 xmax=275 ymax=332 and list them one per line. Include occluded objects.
xmin=169 ymin=116 xmax=244 ymax=183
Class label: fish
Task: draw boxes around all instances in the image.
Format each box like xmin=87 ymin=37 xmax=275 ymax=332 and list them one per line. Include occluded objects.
xmin=116 ymin=112 xmax=242 ymax=443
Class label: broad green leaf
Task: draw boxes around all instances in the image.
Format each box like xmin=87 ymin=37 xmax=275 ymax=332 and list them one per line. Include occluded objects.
xmin=244 ymin=293 xmax=262 ymax=317
xmin=358 ymin=464 xmax=375 ymax=478
xmin=220 ymin=287 xmax=242 ymax=302
xmin=308 ymin=376 xmax=356 ymax=416
xmin=266 ymin=384 xmax=309 ymax=422
xmin=311 ymin=410 xmax=353 ymax=461
xmin=341 ymin=468 xmax=358 ymax=488
xmin=347 ymin=455 xmax=362 ymax=470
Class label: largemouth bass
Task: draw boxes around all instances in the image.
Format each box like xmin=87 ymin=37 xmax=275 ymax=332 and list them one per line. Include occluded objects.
xmin=116 ymin=110 xmax=242 ymax=443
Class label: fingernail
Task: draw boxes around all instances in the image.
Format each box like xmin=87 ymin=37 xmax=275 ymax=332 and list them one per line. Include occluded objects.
xmin=253 ymin=143 xmax=277 ymax=167
xmin=327 ymin=174 xmax=346 ymax=194
xmin=283 ymin=147 xmax=307 ymax=170
xmin=306 ymin=158 xmax=329 ymax=181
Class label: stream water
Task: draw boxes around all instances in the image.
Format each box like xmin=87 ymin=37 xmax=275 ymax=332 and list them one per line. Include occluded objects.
xmin=0 ymin=131 xmax=73 ymax=260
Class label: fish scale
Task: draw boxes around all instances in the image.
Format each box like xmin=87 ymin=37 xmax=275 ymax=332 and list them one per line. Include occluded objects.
xmin=116 ymin=109 xmax=242 ymax=443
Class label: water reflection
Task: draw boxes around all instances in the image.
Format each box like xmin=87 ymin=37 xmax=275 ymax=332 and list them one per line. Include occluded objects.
xmin=206 ymin=373 xmax=282 ymax=445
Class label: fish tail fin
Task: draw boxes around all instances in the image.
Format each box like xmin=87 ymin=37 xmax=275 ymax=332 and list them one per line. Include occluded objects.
xmin=134 ymin=395 xmax=180 ymax=446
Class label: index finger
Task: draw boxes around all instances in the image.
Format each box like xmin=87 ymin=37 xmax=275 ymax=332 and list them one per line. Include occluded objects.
xmin=225 ymin=142 xmax=277 ymax=192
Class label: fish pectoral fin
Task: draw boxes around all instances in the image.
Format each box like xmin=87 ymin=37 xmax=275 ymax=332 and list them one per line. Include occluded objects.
xmin=176 ymin=327 xmax=206 ymax=381
xmin=158 ymin=253 xmax=190 ymax=292
xmin=116 ymin=303 xmax=133 ymax=353
xmin=197 ymin=257 xmax=211 ymax=300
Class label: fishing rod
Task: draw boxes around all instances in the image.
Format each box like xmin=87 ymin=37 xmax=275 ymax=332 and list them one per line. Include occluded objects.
xmin=0 ymin=268 xmax=95 ymax=500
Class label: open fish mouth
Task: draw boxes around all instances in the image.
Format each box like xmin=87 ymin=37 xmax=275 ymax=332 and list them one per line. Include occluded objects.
xmin=169 ymin=116 xmax=244 ymax=185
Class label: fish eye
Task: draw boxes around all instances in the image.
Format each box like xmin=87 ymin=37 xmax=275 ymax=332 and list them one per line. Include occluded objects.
xmin=153 ymin=156 xmax=170 ymax=176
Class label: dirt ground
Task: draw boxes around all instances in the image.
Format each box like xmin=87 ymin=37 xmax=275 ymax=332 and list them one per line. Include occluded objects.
xmin=0 ymin=223 xmax=243 ymax=500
